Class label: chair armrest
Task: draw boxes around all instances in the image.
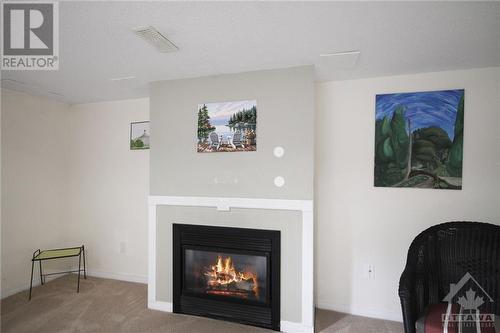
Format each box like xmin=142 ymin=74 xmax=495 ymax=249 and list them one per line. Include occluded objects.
xmin=399 ymin=266 xmax=416 ymax=299
xmin=399 ymin=267 xmax=417 ymax=333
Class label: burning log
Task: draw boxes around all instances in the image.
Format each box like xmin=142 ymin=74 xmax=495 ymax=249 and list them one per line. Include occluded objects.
xmin=204 ymin=255 xmax=258 ymax=298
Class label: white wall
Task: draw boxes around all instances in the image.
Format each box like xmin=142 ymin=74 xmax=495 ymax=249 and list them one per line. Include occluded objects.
xmin=66 ymin=98 xmax=149 ymax=283
xmin=314 ymin=67 xmax=500 ymax=321
xmin=1 ymin=89 xmax=70 ymax=297
xmin=1 ymin=93 xmax=149 ymax=298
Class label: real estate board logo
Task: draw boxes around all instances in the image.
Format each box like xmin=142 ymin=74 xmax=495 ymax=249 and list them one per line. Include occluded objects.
xmin=1 ymin=1 xmax=59 ymax=70
xmin=441 ymin=272 xmax=495 ymax=329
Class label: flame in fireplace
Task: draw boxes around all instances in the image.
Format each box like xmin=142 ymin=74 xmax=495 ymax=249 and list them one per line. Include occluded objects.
xmin=204 ymin=255 xmax=259 ymax=298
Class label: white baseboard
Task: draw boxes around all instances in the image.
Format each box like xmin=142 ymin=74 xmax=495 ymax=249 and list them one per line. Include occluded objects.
xmin=85 ymin=269 xmax=147 ymax=284
xmin=2 ymin=269 xmax=146 ymax=299
xmin=316 ymin=300 xmax=403 ymax=323
xmin=1 ymin=270 xmax=64 ymax=299
xmin=148 ymin=301 xmax=173 ymax=312
xmin=280 ymin=321 xmax=314 ymax=333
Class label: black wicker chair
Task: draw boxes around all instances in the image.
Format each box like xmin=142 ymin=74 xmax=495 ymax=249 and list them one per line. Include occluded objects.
xmin=398 ymin=221 xmax=500 ymax=333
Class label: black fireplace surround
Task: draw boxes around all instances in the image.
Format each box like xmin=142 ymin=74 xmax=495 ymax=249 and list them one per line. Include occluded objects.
xmin=173 ymin=224 xmax=281 ymax=331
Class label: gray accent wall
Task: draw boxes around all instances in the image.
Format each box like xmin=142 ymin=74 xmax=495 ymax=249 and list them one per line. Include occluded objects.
xmin=149 ymin=67 xmax=315 ymax=324
xmin=156 ymin=206 xmax=303 ymax=322
xmin=150 ymin=66 xmax=315 ymax=200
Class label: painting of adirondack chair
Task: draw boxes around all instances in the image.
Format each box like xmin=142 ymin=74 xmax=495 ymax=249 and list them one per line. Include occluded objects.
xmin=209 ymin=132 xmax=220 ymax=151
xmin=197 ymin=100 xmax=257 ymax=153
xmin=231 ymin=131 xmax=244 ymax=149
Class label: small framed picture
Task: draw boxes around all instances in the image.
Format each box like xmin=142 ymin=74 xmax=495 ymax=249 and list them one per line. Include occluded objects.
xmin=130 ymin=121 xmax=150 ymax=150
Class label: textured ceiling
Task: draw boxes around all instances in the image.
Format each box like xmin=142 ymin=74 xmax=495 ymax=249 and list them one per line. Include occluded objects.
xmin=2 ymin=1 xmax=499 ymax=104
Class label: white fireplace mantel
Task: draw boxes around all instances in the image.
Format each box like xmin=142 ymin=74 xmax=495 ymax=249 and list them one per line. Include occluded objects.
xmin=148 ymin=195 xmax=314 ymax=333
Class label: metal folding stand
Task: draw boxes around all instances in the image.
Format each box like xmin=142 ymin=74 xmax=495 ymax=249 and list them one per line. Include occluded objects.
xmin=29 ymin=245 xmax=87 ymax=300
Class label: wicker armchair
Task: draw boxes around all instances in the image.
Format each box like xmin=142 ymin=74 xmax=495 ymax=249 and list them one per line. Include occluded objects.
xmin=398 ymin=221 xmax=500 ymax=333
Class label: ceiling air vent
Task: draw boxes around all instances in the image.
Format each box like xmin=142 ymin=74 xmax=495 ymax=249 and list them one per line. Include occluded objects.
xmin=132 ymin=26 xmax=178 ymax=53
xmin=319 ymin=50 xmax=360 ymax=68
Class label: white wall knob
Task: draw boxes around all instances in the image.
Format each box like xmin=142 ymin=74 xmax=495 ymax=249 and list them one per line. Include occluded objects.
xmin=273 ymin=146 xmax=285 ymax=158
xmin=274 ymin=176 xmax=285 ymax=187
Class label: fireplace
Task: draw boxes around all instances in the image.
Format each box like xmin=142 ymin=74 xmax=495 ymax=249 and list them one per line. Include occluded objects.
xmin=173 ymin=224 xmax=280 ymax=331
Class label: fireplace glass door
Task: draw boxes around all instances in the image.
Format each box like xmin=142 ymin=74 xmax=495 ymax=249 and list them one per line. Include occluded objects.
xmin=183 ymin=247 xmax=268 ymax=303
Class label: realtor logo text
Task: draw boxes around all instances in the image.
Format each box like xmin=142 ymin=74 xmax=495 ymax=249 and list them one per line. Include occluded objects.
xmin=1 ymin=1 xmax=59 ymax=70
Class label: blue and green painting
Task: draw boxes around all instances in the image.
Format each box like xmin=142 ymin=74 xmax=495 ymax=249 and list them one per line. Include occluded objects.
xmin=375 ymin=89 xmax=464 ymax=189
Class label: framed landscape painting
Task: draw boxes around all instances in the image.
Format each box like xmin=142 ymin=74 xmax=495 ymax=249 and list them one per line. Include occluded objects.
xmin=374 ymin=89 xmax=464 ymax=189
xmin=197 ymin=100 xmax=257 ymax=153
xmin=130 ymin=121 xmax=150 ymax=150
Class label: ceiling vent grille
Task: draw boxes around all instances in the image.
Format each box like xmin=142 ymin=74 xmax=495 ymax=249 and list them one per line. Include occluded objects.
xmin=132 ymin=26 xmax=178 ymax=53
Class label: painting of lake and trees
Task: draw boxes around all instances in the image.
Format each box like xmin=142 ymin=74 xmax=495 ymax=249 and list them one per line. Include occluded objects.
xmin=197 ymin=100 xmax=257 ymax=153
xmin=375 ymin=89 xmax=464 ymax=189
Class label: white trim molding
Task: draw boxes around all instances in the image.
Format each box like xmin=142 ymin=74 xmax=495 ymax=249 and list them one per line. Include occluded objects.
xmin=2 ymin=270 xmax=148 ymax=300
xmin=1 ymin=269 xmax=62 ymax=299
xmin=281 ymin=321 xmax=314 ymax=333
xmin=148 ymin=195 xmax=314 ymax=333
xmin=148 ymin=301 xmax=173 ymax=313
xmin=316 ymin=300 xmax=403 ymax=323
xmin=86 ymin=270 xmax=148 ymax=285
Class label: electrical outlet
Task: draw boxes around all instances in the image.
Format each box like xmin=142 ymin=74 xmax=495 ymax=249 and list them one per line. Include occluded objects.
xmin=363 ymin=264 xmax=375 ymax=279
xmin=369 ymin=265 xmax=375 ymax=279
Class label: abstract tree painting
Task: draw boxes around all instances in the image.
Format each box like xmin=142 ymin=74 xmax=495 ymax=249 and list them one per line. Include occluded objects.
xmin=374 ymin=89 xmax=464 ymax=189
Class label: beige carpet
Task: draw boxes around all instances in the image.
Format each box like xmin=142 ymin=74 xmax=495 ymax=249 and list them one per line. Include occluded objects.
xmin=1 ymin=275 xmax=403 ymax=333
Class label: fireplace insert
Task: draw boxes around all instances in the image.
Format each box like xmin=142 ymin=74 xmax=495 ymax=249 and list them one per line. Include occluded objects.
xmin=173 ymin=224 xmax=280 ymax=331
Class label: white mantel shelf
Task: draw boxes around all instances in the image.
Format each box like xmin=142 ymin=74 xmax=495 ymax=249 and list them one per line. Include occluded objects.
xmin=148 ymin=195 xmax=314 ymax=333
